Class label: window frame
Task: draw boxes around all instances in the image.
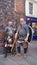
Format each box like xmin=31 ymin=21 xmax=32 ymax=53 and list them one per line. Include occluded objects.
xmin=29 ymin=2 xmax=33 ymax=14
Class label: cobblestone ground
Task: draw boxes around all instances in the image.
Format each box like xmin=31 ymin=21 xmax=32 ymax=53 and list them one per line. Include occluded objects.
xmin=0 ymin=41 xmax=37 ymax=65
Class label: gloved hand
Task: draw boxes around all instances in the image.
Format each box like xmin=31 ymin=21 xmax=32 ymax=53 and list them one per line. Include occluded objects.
xmin=25 ymin=37 xmax=28 ymax=42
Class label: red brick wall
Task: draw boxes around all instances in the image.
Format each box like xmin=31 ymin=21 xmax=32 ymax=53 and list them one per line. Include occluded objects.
xmin=15 ymin=0 xmax=25 ymax=18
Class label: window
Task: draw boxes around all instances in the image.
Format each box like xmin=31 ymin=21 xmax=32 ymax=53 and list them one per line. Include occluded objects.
xmin=28 ymin=22 xmax=37 ymax=36
xmin=32 ymin=23 xmax=37 ymax=36
xmin=29 ymin=3 xmax=33 ymax=14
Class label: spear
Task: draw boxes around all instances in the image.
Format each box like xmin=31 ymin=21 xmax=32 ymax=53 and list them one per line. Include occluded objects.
xmin=11 ymin=24 xmax=20 ymax=52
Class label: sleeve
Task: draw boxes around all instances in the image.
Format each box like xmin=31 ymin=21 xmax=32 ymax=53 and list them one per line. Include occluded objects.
xmin=24 ymin=24 xmax=29 ymax=37
xmin=4 ymin=26 xmax=8 ymax=32
xmin=4 ymin=26 xmax=8 ymax=37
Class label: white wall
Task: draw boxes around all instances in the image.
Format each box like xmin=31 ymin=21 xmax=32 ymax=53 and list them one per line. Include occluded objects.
xmin=25 ymin=0 xmax=37 ymax=18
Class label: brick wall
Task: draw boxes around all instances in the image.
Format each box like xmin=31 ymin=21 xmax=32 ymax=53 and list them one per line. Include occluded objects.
xmin=15 ymin=0 xmax=25 ymax=18
xmin=0 ymin=0 xmax=14 ymax=26
xmin=0 ymin=0 xmax=25 ymax=26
